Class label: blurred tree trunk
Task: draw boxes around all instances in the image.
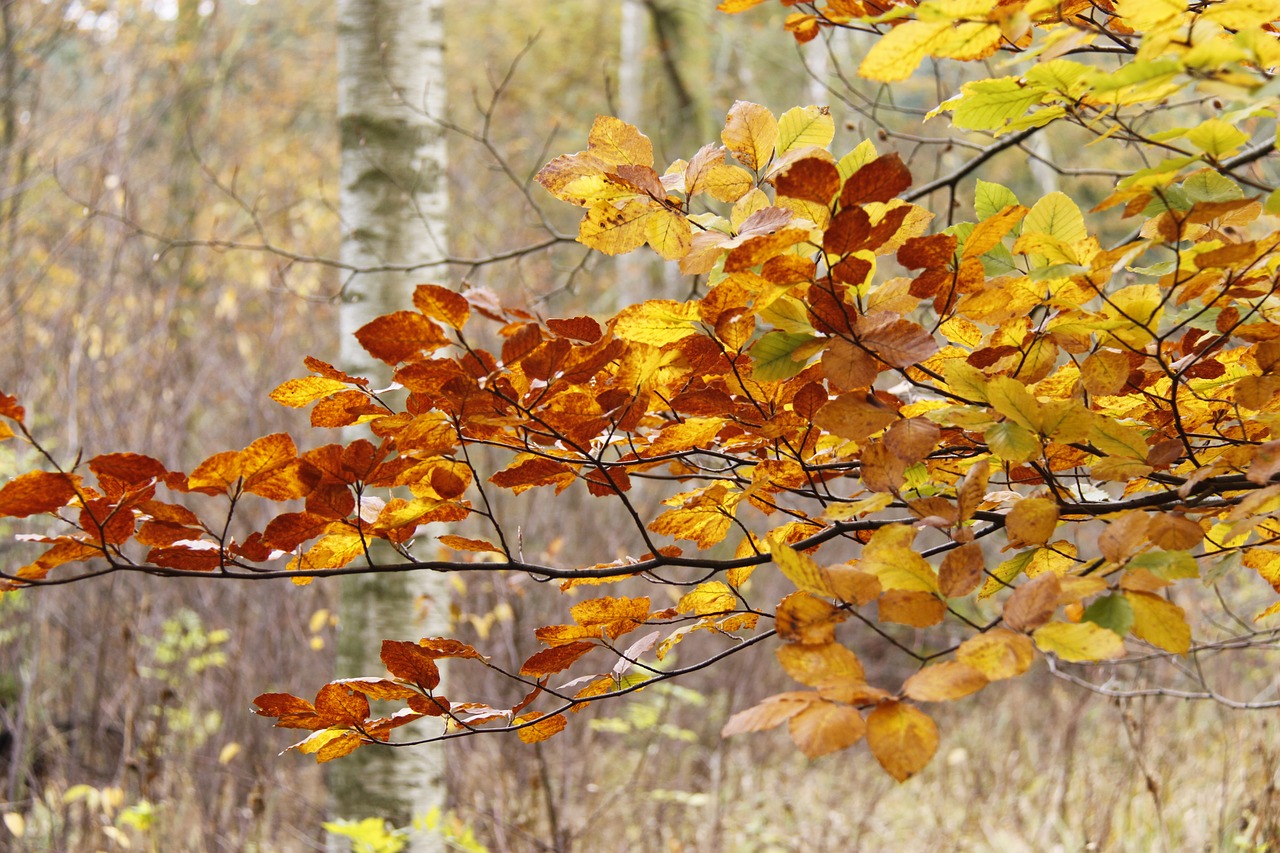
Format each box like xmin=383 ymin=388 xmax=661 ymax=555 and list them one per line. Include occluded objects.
xmin=332 ymin=0 xmax=449 ymax=844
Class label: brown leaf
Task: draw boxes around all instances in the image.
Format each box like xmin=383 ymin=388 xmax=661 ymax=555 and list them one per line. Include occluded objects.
xmin=822 ymin=339 xmax=881 ymax=390
xmin=775 ymin=156 xmax=840 ymax=204
xmin=380 ymin=640 xmax=441 ymax=690
xmin=841 ymin=153 xmax=912 ymax=207
xmin=939 ymin=543 xmax=986 ymax=598
xmin=1003 ymin=571 xmax=1062 ymax=632
xmin=855 ymin=312 xmax=938 ymax=368
xmin=812 ymin=393 xmax=897 ymax=442
xmin=520 ymin=642 xmax=597 ymax=677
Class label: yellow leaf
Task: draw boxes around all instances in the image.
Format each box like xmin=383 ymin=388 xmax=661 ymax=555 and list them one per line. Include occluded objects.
xmin=587 ymin=114 xmax=654 ymax=167
xmin=859 ymin=524 xmax=938 ymax=593
xmin=1081 ymin=350 xmax=1130 ymax=396
xmin=1023 ymin=191 xmax=1086 ymax=244
xmin=578 ymin=199 xmax=656 ymax=255
xmin=270 ymin=377 xmax=350 ymax=408
xmin=722 ymin=101 xmax=779 ymax=172
xmin=1033 ymin=620 xmax=1127 ymax=662
xmin=866 ymin=701 xmax=939 ymax=782
xmin=788 ymin=701 xmax=867 ymax=758
xmin=704 ymin=163 xmax=755 ymax=203
xmin=676 ymin=582 xmax=737 ymax=616
xmin=903 ymin=661 xmax=989 ymax=702
xmin=515 ymin=713 xmax=568 ymax=744
xmin=613 ymin=300 xmax=701 ymax=346
xmin=644 ymin=208 xmax=693 ymax=260
xmin=859 ymin=20 xmax=950 ymax=83
xmin=1006 ymin=497 xmax=1060 ymax=547
xmin=1124 ymin=591 xmax=1191 ymax=654
xmin=570 ymin=596 xmax=651 ymax=626
xmin=776 ymin=105 xmax=834 ymax=156
xmin=955 ymin=628 xmax=1035 ymax=680
xmin=771 ymin=540 xmax=834 ymax=597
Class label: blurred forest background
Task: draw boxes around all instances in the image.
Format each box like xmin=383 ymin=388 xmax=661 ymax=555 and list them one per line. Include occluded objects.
xmin=1 ymin=1 xmax=1278 ymax=851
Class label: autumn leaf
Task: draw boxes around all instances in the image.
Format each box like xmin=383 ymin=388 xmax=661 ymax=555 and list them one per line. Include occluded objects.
xmin=866 ymin=701 xmax=939 ymax=782
xmin=788 ymin=701 xmax=866 ymax=758
xmin=373 ymin=642 xmax=440 ymax=693
xmin=0 ymin=471 xmax=78 ymax=518
xmin=903 ymin=661 xmax=988 ymax=702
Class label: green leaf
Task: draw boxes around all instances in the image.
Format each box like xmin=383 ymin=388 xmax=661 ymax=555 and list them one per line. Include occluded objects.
xmin=950 ymin=77 xmax=1047 ymax=131
xmin=751 ymin=332 xmax=818 ymax=382
xmin=1082 ymin=594 xmax=1135 ymax=636
xmin=975 ymin=179 xmax=1020 ymax=221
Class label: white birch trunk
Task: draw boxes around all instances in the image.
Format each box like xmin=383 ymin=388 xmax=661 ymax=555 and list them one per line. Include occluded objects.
xmin=332 ymin=1 xmax=449 ymax=846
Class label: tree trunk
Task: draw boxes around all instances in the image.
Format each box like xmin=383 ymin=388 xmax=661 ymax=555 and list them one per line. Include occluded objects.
xmin=332 ymin=0 xmax=449 ymax=845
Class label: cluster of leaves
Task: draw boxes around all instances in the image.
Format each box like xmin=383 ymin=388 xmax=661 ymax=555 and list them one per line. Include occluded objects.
xmin=5 ymin=0 xmax=1280 ymax=780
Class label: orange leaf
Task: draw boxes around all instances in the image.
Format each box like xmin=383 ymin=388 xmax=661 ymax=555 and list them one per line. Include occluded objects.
xmin=413 ymin=284 xmax=470 ymax=330
xmin=903 ymin=661 xmax=988 ymax=702
xmin=1005 ymin=497 xmax=1060 ymax=547
xmin=0 ymin=471 xmax=78 ymax=517
xmin=186 ymin=450 xmax=243 ymax=495
xmin=355 ymin=311 xmax=449 ymax=364
xmin=516 ymin=713 xmax=568 ymax=744
xmin=88 ymin=453 xmax=167 ymax=486
xmin=416 ymin=638 xmax=488 ymax=661
xmin=776 ymin=642 xmax=865 ymax=687
xmin=776 ymin=591 xmax=847 ymax=644
xmin=866 ymin=701 xmax=939 ymax=782
xmin=314 ymin=683 xmax=370 ymax=727
xmin=253 ymin=693 xmax=324 ymax=730
xmin=788 ymin=701 xmax=866 ymax=758
xmin=877 ymin=590 xmax=946 ymax=627
xmin=336 ymin=678 xmax=421 ymax=701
